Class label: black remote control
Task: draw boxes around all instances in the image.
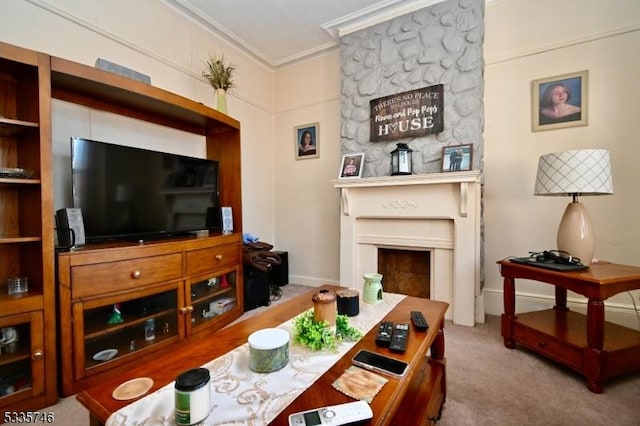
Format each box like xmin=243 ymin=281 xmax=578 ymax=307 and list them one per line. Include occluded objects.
xmin=389 ymin=323 xmax=409 ymax=353
xmin=411 ymin=311 xmax=429 ymax=331
xmin=375 ymin=321 xmax=394 ymax=347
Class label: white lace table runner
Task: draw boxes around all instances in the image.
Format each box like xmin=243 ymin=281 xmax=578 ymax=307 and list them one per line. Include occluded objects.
xmin=106 ymin=292 xmax=406 ymax=426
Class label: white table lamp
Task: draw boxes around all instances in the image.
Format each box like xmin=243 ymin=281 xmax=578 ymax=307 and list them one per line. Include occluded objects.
xmin=534 ymin=149 xmax=613 ymax=265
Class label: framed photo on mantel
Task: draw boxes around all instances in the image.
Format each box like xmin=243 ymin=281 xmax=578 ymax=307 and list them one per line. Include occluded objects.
xmin=441 ymin=144 xmax=472 ymax=172
xmin=339 ymin=153 xmax=365 ymax=179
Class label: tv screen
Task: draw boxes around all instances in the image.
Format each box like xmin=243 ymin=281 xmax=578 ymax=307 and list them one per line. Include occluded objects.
xmin=71 ymin=137 xmax=220 ymax=242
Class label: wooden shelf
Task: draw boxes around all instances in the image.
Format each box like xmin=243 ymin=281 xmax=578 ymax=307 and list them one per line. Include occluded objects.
xmin=0 ymin=348 xmax=31 ymax=368
xmin=50 ymin=56 xmax=239 ymax=134
xmin=0 ymin=236 xmax=42 ymax=243
xmin=85 ymin=332 xmax=179 ymax=371
xmin=84 ymin=307 xmax=176 ymax=340
xmin=0 ymin=293 xmax=44 ymax=317
xmin=0 ymin=117 xmax=39 ymax=136
xmin=0 ymin=178 xmax=40 ymax=185
xmin=191 ymin=285 xmax=234 ymax=305
xmin=515 ymin=309 xmax=640 ymax=352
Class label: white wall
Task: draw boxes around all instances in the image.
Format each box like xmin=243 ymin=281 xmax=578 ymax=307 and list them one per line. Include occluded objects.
xmin=483 ymin=0 xmax=640 ymax=329
xmin=273 ymin=51 xmax=342 ymax=286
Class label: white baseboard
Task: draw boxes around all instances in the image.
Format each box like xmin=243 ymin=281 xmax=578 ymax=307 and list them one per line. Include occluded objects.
xmin=288 ymin=275 xmax=340 ymax=288
xmin=483 ymin=288 xmax=640 ymax=330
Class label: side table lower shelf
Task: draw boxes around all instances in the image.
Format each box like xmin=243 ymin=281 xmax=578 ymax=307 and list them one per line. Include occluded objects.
xmin=504 ymin=309 xmax=640 ymax=392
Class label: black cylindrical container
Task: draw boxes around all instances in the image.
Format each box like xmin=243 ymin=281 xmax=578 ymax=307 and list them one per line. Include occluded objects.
xmin=336 ymin=288 xmax=360 ymax=317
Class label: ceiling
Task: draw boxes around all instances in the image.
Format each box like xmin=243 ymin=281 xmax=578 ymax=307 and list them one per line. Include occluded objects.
xmin=162 ymin=0 xmax=449 ymax=68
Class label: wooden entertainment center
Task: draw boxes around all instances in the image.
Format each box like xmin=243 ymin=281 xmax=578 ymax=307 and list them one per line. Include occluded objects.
xmin=0 ymin=41 xmax=242 ymax=412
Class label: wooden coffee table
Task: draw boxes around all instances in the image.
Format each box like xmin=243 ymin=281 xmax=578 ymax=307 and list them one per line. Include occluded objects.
xmin=76 ymin=285 xmax=448 ymax=425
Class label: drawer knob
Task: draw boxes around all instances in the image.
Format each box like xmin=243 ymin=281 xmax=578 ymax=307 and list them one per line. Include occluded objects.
xmin=131 ymin=270 xmax=142 ymax=279
xmin=538 ymin=341 xmax=547 ymax=347
xmin=180 ymin=306 xmax=194 ymax=314
xmin=215 ymin=254 xmax=223 ymax=261
xmin=32 ymin=350 xmax=43 ymax=360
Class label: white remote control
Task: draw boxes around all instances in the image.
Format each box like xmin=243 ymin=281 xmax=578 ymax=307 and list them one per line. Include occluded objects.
xmin=288 ymin=400 xmax=373 ymax=425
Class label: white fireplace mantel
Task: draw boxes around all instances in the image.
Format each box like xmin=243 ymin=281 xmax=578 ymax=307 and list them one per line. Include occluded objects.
xmin=333 ymin=171 xmax=484 ymax=326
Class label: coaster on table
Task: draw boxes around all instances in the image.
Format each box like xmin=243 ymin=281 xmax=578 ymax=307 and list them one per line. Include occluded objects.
xmin=112 ymin=377 xmax=154 ymax=401
xmin=332 ymin=365 xmax=387 ymax=403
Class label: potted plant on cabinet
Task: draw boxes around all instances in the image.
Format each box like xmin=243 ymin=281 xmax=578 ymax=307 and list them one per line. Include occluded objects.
xmin=202 ymin=55 xmax=235 ymax=114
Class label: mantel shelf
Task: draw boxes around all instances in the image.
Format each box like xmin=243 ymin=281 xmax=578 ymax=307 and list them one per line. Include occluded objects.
xmin=333 ymin=170 xmax=481 ymax=189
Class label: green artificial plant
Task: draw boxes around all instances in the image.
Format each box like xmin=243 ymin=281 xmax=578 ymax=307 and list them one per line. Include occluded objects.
xmin=292 ymin=310 xmax=363 ymax=351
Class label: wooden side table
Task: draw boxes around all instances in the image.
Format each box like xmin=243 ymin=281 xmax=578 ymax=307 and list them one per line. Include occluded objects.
xmin=497 ymin=260 xmax=640 ymax=393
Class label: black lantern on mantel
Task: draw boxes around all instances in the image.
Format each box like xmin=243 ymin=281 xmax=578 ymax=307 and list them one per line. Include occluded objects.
xmin=391 ymin=143 xmax=413 ymax=176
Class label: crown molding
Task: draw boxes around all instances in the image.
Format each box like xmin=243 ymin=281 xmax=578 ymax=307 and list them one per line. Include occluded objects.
xmin=321 ymin=0 xmax=446 ymax=38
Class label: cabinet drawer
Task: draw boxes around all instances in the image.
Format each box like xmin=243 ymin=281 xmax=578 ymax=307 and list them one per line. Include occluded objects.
xmin=513 ymin=322 xmax=583 ymax=371
xmin=71 ymin=253 xmax=183 ymax=299
xmin=186 ymin=243 xmax=240 ymax=276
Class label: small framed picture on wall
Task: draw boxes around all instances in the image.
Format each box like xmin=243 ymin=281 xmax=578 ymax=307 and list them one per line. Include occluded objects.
xmin=294 ymin=122 xmax=319 ymax=160
xmin=441 ymin=144 xmax=472 ymax=172
xmin=532 ymin=70 xmax=588 ymax=132
xmin=339 ymin=153 xmax=365 ymax=178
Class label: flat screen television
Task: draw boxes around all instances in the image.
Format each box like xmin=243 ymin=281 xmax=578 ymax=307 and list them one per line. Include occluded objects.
xmin=71 ymin=137 xmax=220 ymax=243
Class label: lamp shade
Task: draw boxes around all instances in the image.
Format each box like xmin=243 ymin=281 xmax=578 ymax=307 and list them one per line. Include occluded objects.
xmin=534 ymin=149 xmax=613 ymax=196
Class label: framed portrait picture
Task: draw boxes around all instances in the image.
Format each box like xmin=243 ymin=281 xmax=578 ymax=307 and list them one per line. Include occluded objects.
xmin=441 ymin=144 xmax=472 ymax=172
xmin=339 ymin=153 xmax=365 ymax=179
xmin=294 ymin=122 xmax=319 ymax=160
xmin=532 ymin=70 xmax=588 ymax=132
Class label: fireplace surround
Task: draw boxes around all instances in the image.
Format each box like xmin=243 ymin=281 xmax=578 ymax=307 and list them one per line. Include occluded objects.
xmin=334 ymin=171 xmax=483 ymax=326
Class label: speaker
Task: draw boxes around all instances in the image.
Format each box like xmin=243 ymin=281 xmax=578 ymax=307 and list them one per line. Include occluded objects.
xmin=270 ymin=251 xmax=289 ymax=286
xmin=56 ymin=208 xmax=85 ymax=248
xmin=221 ymin=206 xmax=233 ymax=233
xmin=205 ymin=207 xmax=221 ymax=231
xmin=243 ymin=268 xmax=270 ymax=311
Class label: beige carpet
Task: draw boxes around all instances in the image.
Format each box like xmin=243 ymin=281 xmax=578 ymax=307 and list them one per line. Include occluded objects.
xmin=43 ymin=286 xmax=640 ymax=425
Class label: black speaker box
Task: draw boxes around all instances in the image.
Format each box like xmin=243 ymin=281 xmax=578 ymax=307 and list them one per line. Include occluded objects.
xmin=243 ymin=268 xmax=271 ymax=311
xmin=55 ymin=208 xmax=85 ymax=248
xmin=270 ymin=251 xmax=289 ymax=286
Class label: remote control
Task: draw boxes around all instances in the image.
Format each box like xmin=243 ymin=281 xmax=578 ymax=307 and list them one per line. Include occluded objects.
xmin=375 ymin=321 xmax=394 ymax=347
xmin=288 ymin=400 xmax=373 ymax=425
xmin=389 ymin=323 xmax=409 ymax=353
xmin=410 ymin=311 xmax=429 ymax=331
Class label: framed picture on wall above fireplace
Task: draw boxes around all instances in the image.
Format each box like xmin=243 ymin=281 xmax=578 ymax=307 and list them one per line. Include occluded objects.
xmin=532 ymin=70 xmax=588 ymax=132
xmin=294 ymin=122 xmax=319 ymax=160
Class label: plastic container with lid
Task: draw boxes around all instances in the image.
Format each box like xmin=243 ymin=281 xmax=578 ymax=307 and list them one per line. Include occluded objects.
xmin=175 ymin=368 xmax=211 ymax=425
xmin=248 ymin=328 xmax=290 ymax=373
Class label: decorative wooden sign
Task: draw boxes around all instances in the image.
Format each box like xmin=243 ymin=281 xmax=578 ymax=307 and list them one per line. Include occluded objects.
xmin=370 ymin=85 xmax=444 ymax=142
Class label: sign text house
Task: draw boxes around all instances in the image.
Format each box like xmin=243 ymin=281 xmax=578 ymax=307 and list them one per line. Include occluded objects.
xmin=370 ymin=85 xmax=444 ymax=142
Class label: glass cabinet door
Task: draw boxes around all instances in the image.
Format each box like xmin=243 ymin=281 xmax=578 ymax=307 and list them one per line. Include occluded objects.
xmin=188 ymin=269 xmax=238 ymax=332
xmin=80 ymin=286 xmax=179 ymax=374
xmin=0 ymin=311 xmax=44 ymax=404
